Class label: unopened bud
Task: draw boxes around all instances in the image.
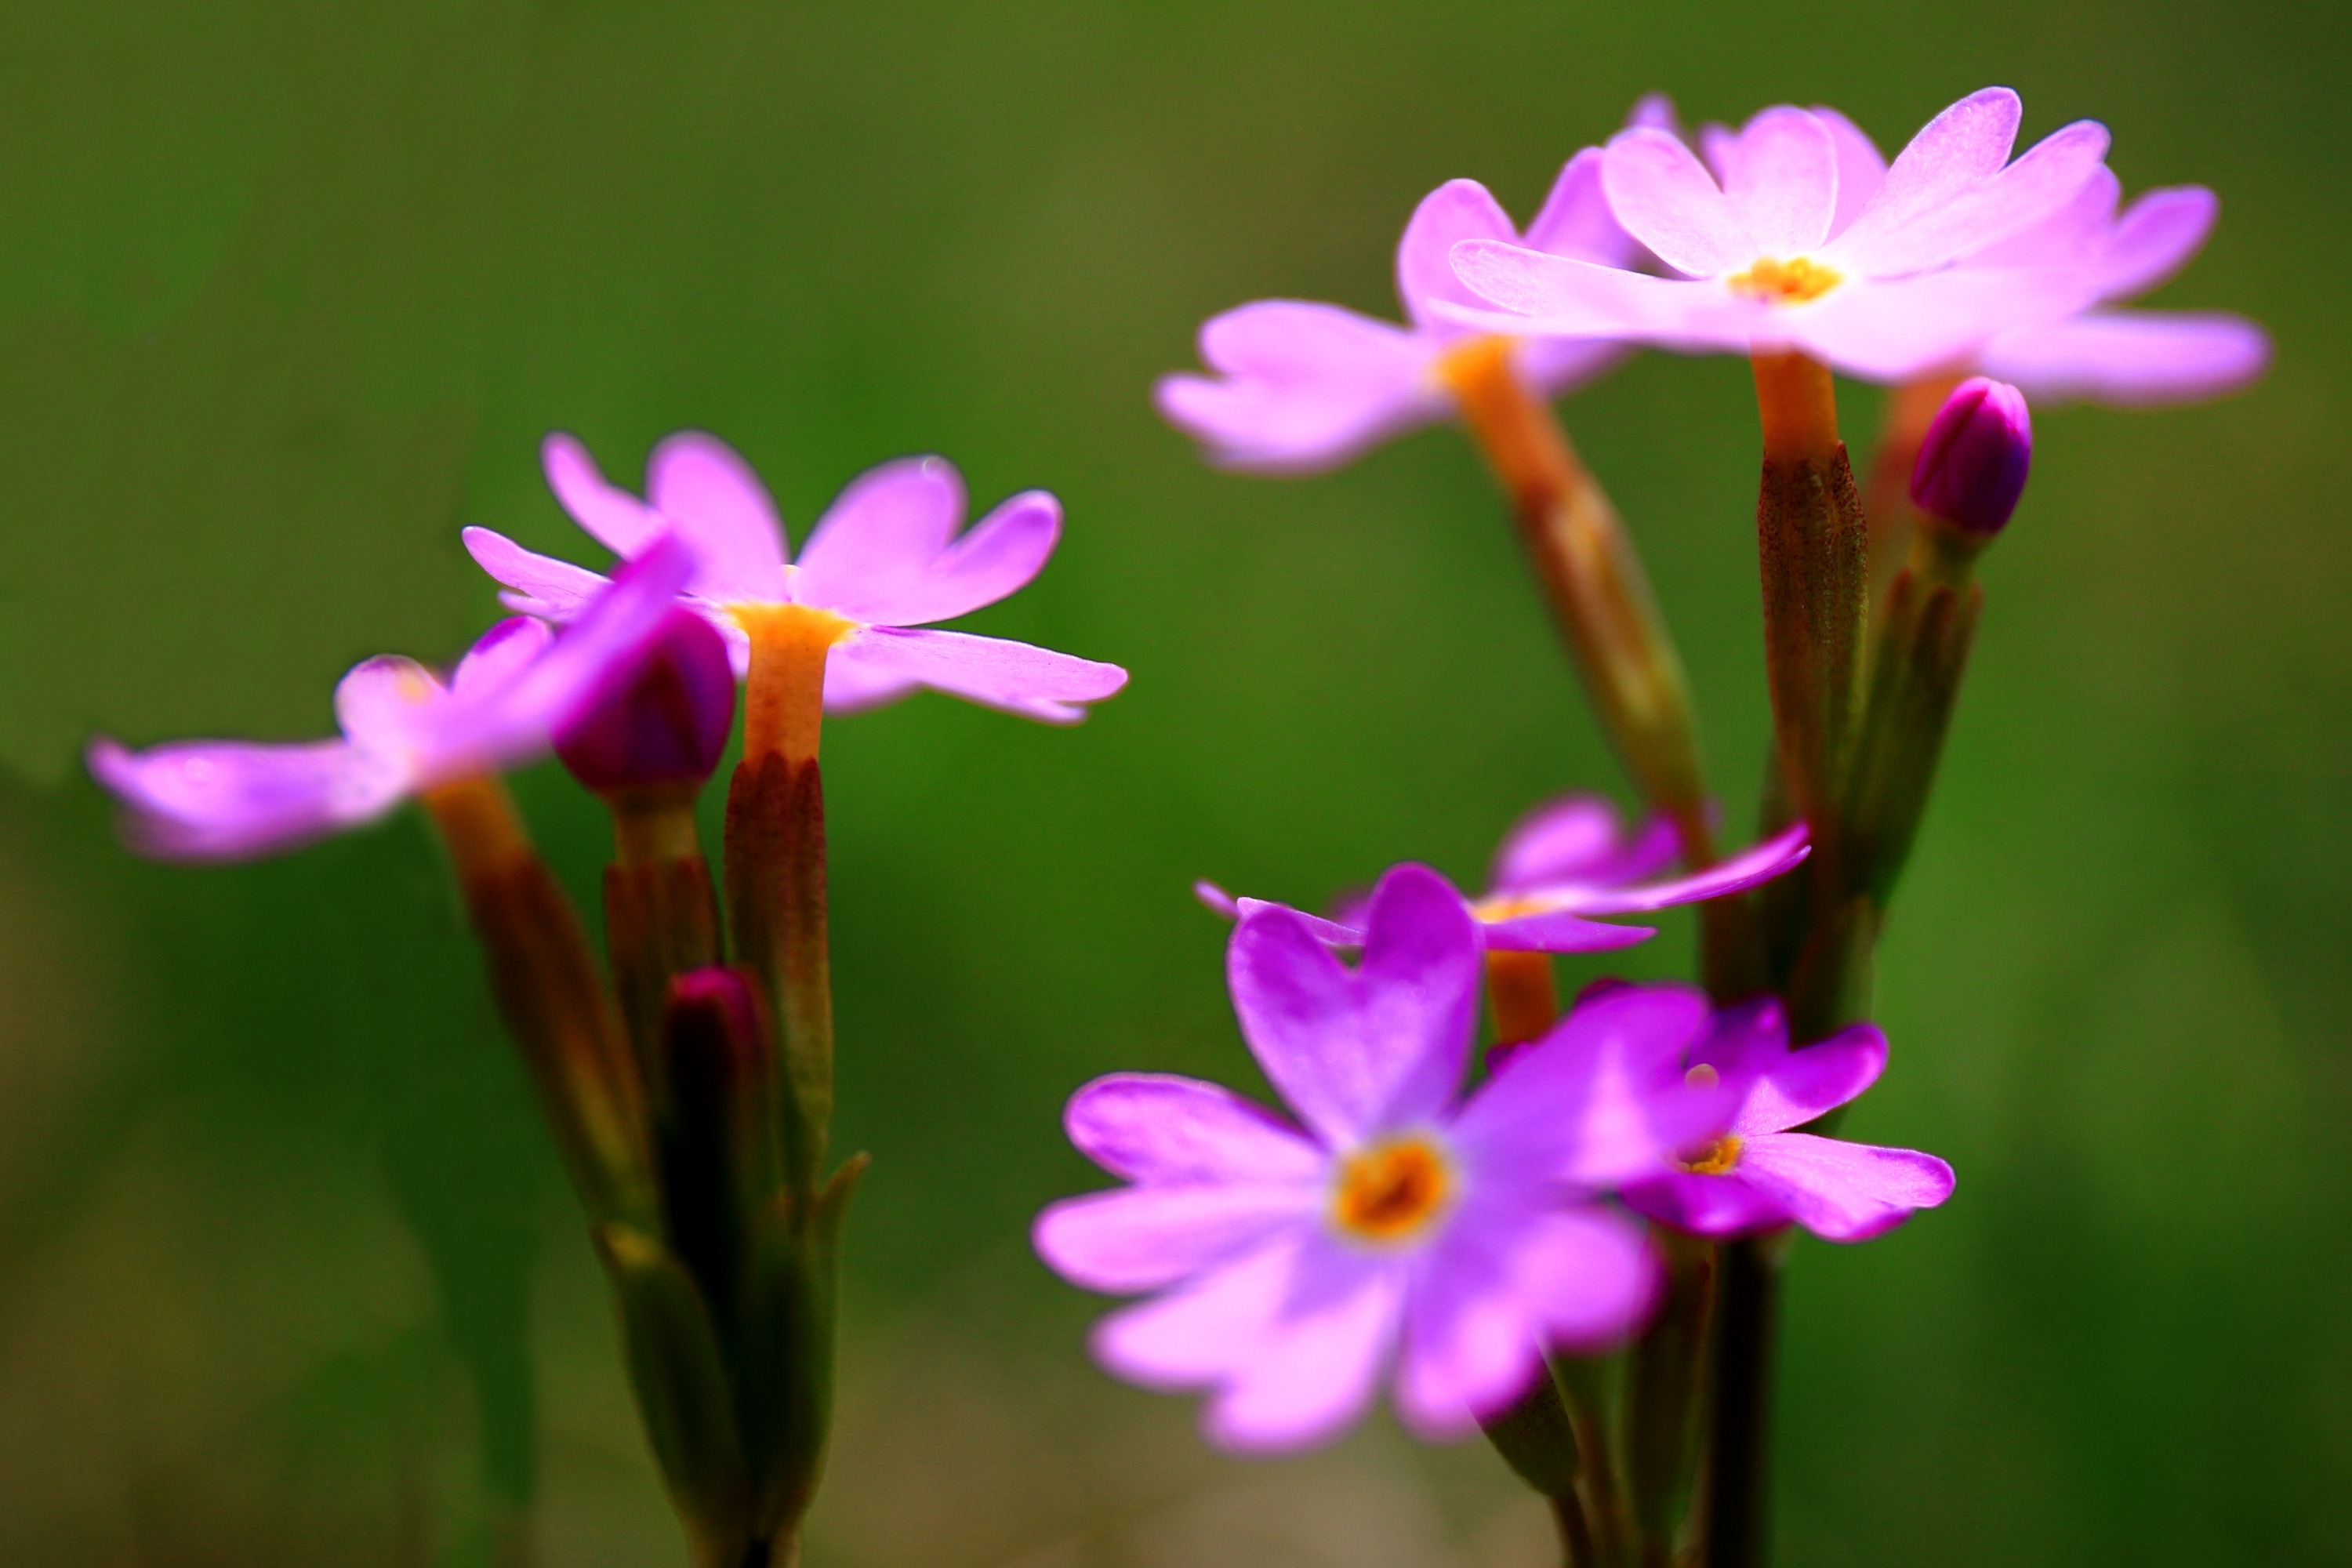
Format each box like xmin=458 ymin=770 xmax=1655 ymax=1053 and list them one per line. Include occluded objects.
xmin=558 ymin=608 xmax=736 ymax=795
xmin=1910 ymin=377 xmax=2032 ymax=536
xmin=659 ymin=965 xmax=779 ymax=1316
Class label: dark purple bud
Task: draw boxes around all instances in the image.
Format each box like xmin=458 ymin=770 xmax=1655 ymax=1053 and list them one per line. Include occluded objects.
xmin=557 ymin=608 xmax=736 ymax=794
xmin=1910 ymin=377 xmax=2033 ymax=535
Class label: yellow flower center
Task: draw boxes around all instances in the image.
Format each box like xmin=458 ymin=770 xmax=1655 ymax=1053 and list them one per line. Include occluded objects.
xmin=1679 ymin=1134 xmax=1744 ymax=1176
xmin=1726 ymin=256 xmax=1842 ymax=305
xmin=1331 ymin=1136 xmax=1454 ymax=1244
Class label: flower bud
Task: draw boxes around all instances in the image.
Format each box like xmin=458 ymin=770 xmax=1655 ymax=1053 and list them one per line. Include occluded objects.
xmin=557 ymin=608 xmax=737 ymax=795
xmin=1909 ymin=377 xmax=2032 ymax=535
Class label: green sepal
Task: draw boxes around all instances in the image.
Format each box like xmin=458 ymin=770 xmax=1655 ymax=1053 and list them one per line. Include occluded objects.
xmin=739 ymin=1153 xmax=868 ymax=1541
xmin=1479 ymin=1363 xmax=1582 ymax=1497
xmin=594 ymin=1221 xmax=751 ymax=1549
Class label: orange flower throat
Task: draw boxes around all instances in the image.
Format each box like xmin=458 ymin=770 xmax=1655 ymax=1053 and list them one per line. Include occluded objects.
xmin=1727 ymin=256 xmax=1842 ymax=305
xmin=1332 ymin=1136 xmax=1453 ymax=1243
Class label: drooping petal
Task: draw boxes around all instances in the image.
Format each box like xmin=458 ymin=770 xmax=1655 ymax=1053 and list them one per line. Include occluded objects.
xmin=1396 ymin=179 xmax=1519 ymax=328
xmin=1445 ymin=245 xmax=1753 ymax=347
xmin=1034 ymin=1184 xmax=1321 ymax=1293
xmin=1555 ymin=821 xmax=1810 ymax=916
xmin=829 ymin=626 xmax=1127 ymax=723
xmin=543 ymin=433 xmax=667 ymax=556
xmin=645 ymin=431 xmax=790 ymax=603
xmin=1975 ymin=310 xmax=2270 ymax=405
xmin=88 ymin=736 xmax=406 ymax=862
xmin=791 ymin=456 xmax=966 ymax=621
xmin=1520 ymin=147 xmax=1639 ymax=268
xmin=1394 ymin=1200 xmax=1656 ymax=1438
xmin=1064 ymin=1073 xmax=1327 ymax=1183
xmin=1719 ymin=106 xmax=1841 ymax=260
xmin=462 ymin=527 xmax=616 ymax=622
xmin=1621 ymin=1171 xmax=1795 ymax=1239
xmin=1733 ymin=1133 xmax=1955 ymax=1242
xmin=1813 ymin=107 xmax=1888 ymax=240
xmin=1225 ymin=894 xmax=1366 ymax=949
xmin=1450 ymin=983 xmax=1722 ymax=1189
xmin=829 ymin=489 xmax=1062 ymax=629
xmin=1602 ymin=125 xmax=1755 ymax=278
xmin=1156 ymin=300 xmax=1441 ymax=475
xmin=1093 ymin=1231 xmax=1404 ymax=1454
xmin=1226 ymin=864 xmax=1482 ymax=1146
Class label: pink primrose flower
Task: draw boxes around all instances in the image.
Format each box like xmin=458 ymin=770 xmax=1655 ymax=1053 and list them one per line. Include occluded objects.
xmin=1152 ymin=97 xmax=1678 ymax=475
xmin=1618 ymin=999 xmax=1955 ymax=1243
xmin=465 ymin=433 xmax=1127 ymax=724
xmin=1035 ymin=865 xmax=1724 ymax=1451
xmin=89 ymin=537 xmax=695 ymax=862
xmin=1196 ymin=793 xmax=1809 ymax=956
xmin=1446 ymin=87 xmax=2126 ymax=383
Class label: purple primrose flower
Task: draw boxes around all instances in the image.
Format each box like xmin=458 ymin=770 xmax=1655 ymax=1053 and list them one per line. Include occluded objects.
xmin=1198 ymin=793 xmax=1809 ymax=955
xmin=1619 ymin=999 xmax=1955 ymax=1243
xmin=1153 ymin=97 xmax=1673 ymax=474
xmin=465 ymin=433 xmax=1127 ymax=723
xmin=89 ymin=537 xmax=696 ymax=862
xmin=1446 ymin=88 xmax=2125 ymax=383
xmin=1036 ymin=865 xmax=1722 ymax=1451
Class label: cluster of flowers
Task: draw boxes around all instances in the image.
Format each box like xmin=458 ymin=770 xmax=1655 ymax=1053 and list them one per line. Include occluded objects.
xmin=1158 ymin=85 xmax=2263 ymax=475
xmin=92 ymin=434 xmax=1125 ymax=855
xmin=1044 ymin=815 xmax=1947 ymax=1450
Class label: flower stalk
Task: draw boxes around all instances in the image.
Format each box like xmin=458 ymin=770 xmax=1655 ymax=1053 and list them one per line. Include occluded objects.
xmin=1440 ymin=336 xmax=1759 ymax=997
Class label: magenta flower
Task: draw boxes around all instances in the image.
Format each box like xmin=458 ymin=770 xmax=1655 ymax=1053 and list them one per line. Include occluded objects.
xmin=1152 ymin=97 xmax=1675 ymax=474
xmin=1197 ymin=793 xmax=1808 ymax=955
xmin=89 ymin=538 xmax=695 ymax=861
xmin=1446 ymin=88 xmax=2119 ymax=383
xmin=1035 ymin=866 xmax=1720 ymax=1451
xmin=464 ymin=433 xmax=1127 ymax=723
xmin=1619 ymin=1000 xmax=1955 ymax=1243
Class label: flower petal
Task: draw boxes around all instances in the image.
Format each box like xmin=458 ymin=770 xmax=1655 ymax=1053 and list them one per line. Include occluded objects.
xmin=1395 ymin=1202 xmax=1655 ymax=1438
xmin=543 ymin=433 xmax=666 ymax=556
xmin=1065 ymin=1073 xmax=1327 ymax=1183
xmin=1451 ymin=982 xmax=1722 ymax=1189
xmin=1793 ymin=268 xmax=2097 ymax=383
xmin=1715 ymin=1020 xmax=1886 ymax=1137
xmin=1487 ymin=793 xmax=1672 ymax=894
xmin=2094 ymin=185 xmax=2219 ymax=299
xmin=1520 ymin=147 xmax=1639 ymax=268
xmin=1093 ymin=1232 xmax=1403 ymax=1454
xmin=792 ymin=456 xmax=966 ymax=621
xmin=1833 ymin=103 xmax=2111 ymax=278
xmin=1559 ymin=821 xmax=1809 ymax=916
xmin=1733 ymin=1132 xmax=1955 ymax=1242
xmin=1035 ymin=1184 xmax=1320 ymax=1293
xmin=1602 ymin=125 xmax=1755 ymax=278
xmin=1813 ymin=106 xmax=1888 ymax=240
xmin=1396 ymin=179 xmax=1518 ymax=328
xmin=1823 ymin=86 xmax=2022 ymax=271
xmin=450 ymin=616 xmax=554 ymax=697
xmin=1445 ymin=245 xmax=1756 ymax=347
xmin=829 ymin=626 xmax=1126 ymax=723
xmin=332 ymin=655 xmax=441 ymax=750
xmin=1477 ymin=909 xmax=1656 ymax=954
xmin=646 ymin=432 xmax=789 ymax=603
xmin=1156 ymin=300 xmax=1441 ymax=475
xmin=462 ymin=527 xmax=615 ymax=622
xmin=835 ymin=489 xmax=1062 ymax=629
xmin=1718 ymin=106 xmax=1840 ymax=259
xmin=1227 ymin=864 xmax=1481 ymax=1146
xmin=1621 ymin=1171 xmax=1795 ymax=1239
xmin=89 ymin=736 xmax=403 ymax=862
xmin=1975 ymin=310 xmax=2270 ymax=405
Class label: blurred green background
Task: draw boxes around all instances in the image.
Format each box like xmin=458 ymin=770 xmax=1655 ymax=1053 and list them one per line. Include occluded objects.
xmin=0 ymin=0 xmax=2343 ymax=1563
